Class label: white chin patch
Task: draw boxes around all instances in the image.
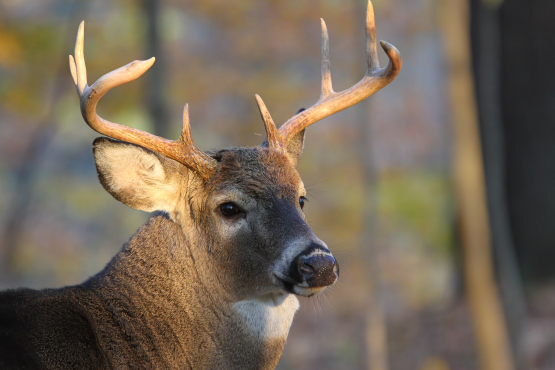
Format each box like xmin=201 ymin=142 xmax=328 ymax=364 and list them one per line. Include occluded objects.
xmin=293 ymin=285 xmax=326 ymax=297
xmin=233 ymin=293 xmax=299 ymax=340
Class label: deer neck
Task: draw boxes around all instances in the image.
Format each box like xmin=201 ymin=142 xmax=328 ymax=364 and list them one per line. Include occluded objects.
xmin=84 ymin=213 xmax=295 ymax=369
xmin=90 ymin=213 xmax=231 ymax=313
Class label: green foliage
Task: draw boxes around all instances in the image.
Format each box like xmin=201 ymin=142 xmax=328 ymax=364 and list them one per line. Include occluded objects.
xmin=377 ymin=170 xmax=454 ymax=255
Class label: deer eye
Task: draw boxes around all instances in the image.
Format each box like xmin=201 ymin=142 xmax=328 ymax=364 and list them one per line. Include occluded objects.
xmin=299 ymin=196 xmax=307 ymax=210
xmin=220 ymin=202 xmax=241 ymax=217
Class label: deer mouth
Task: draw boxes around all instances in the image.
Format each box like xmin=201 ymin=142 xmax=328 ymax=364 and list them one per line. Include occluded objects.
xmin=273 ymin=274 xmax=296 ymax=293
xmin=273 ymin=274 xmax=328 ymax=297
xmin=292 ymin=285 xmax=327 ymax=297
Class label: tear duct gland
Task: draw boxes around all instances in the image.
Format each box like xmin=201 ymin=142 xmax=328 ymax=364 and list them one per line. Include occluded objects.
xmin=0 ymin=2 xmax=401 ymax=369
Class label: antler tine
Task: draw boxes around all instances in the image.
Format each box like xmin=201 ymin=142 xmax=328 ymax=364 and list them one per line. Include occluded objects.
xmin=255 ymin=95 xmax=285 ymax=153
xmin=181 ymin=103 xmax=193 ymax=145
xmin=366 ymin=1 xmax=380 ymax=72
xmin=377 ymin=40 xmax=402 ymax=79
xmin=276 ymin=0 xmax=402 ymax=145
xmin=320 ymin=19 xmax=334 ymax=99
xmin=69 ymin=22 xmax=217 ymax=181
xmin=73 ymin=21 xmax=87 ymax=95
xmin=69 ymin=55 xmax=78 ymax=89
xmin=180 ymin=104 xmax=218 ymax=178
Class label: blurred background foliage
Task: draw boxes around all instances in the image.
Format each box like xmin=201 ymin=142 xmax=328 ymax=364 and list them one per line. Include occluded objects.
xmin=1 ymin=0 xmax=554 ymax=369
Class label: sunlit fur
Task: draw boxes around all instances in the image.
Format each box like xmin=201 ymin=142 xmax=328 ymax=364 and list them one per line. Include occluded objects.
xmin=0 ymin=132 xmax=338 ymax=369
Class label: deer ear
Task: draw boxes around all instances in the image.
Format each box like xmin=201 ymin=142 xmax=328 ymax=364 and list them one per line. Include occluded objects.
xmin=283 ymin=108 xmax=306 ymax=166
xmin=286 ymin=129 xmax=305 ymax=166
xmin=93 ymin=137 xmax=182 ymax=213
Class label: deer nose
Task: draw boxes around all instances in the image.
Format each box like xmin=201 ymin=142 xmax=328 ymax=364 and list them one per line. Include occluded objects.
xmin=290 ymin=249 xmax=339 ymax=287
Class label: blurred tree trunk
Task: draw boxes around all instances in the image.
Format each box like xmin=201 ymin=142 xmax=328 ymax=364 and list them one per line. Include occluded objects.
xmin=0 ymin=127 xmax=55 ymax=284
xmin=352 ymin=2 xmax=389 ymax=369
xmin=438 ymin=0 xmax=514 ymax=369
xmin=142 ymin=0 xmax=170 ymax=138
xmin=497 ymin=0 xmax=555 ymax=282
xmin=359 ymin=100 xmax=388 ymax=370
xmin=470 ymin=0 xmax=526 ymax=368
xmin=0 ymin=1 xmax=80 ymax=285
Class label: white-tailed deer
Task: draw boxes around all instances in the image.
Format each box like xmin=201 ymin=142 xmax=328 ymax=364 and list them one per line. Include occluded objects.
xmin=0 ymin=2 xmax=401 ymax=369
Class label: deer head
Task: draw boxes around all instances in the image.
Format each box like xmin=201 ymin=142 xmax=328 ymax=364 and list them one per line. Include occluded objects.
xmin=69 ymin=0 xmax=401 ymax=326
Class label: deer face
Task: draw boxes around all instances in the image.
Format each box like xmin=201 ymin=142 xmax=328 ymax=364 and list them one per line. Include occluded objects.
xmin=93 ymin=138 xmax=339 ymax=302
xmin=202 ymin=147 xmax=338 ymax=300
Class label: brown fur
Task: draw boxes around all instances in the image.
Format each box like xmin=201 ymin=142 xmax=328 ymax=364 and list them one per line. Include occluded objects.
xmin=0 ymin=135 xmax=334 ymax=369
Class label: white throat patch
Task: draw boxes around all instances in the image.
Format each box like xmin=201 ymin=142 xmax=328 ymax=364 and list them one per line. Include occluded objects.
xmin=233 ymin=293 xmax=299 ymax=341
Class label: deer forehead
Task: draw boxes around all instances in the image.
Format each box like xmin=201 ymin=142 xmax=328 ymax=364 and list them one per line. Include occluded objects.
xmin=208 ymin=147 xmax=305 ymax=201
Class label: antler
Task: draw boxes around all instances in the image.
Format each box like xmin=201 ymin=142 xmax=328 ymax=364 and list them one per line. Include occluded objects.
xmin=256 ymin=1 xmax=402 ymax=152
xmin=69 ymin=21 xmax=217 ymax=180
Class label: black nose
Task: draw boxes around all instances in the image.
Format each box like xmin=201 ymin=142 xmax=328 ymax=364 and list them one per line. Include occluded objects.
xmin=290 ymin=250 xmax=339 ymax=288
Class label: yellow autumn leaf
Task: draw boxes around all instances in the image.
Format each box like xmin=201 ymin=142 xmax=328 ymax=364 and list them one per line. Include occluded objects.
xmin=0 ymin=30 xmax=22 ymax=68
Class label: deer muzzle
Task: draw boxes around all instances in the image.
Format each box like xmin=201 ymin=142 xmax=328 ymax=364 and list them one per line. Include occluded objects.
xmin=286 ymin=244 xmax=339 ymax=296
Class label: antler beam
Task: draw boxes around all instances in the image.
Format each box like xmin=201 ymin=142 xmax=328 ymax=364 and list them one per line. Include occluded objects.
xmin=69 ymin=21 xmax=217 ymax=180
xmin=257 ymin=1 xmax=402 ymax=149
